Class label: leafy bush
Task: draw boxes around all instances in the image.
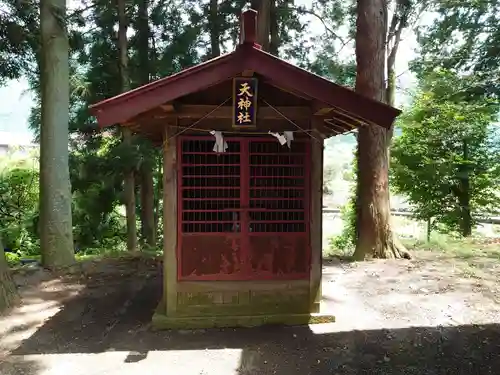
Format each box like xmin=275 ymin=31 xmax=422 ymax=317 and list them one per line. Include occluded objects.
xmin=329 ymin=151 xmax=358 ymax=253
xmin=0 ymin=162 xmax=40 ymax=253
xmin=69 ymin=140 xmax=128 ymax=249
xmin=391 ymin=70 xmax=500 ymax=236
xmin=4 ymin=251 xmax=21 ymax=267
xmin=329 ymin=195 xmax=356 ymax=253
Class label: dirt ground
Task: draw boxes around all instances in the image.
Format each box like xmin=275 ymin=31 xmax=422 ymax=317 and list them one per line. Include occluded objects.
xmin=1 ymin=250 xmax=500 ymax=375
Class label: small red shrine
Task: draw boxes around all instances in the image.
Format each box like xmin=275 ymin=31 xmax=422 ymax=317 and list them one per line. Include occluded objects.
xmin=90 ymin=9 xmax=400 ymax=329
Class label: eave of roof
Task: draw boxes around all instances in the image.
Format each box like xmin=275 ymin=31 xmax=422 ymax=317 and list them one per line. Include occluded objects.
xmin=89 ymin=43 xmax=401 ymax=129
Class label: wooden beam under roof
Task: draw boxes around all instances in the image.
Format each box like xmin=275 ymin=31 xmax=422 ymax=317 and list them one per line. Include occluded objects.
xmin=160 ymin=103 xmax=175 ymax=112
xmin=151 ymin=104 xmax=312 ymax=120
xmin=314 ymin=107 xmax=334 ymax=116
xmin=324 ymin=119 xmax=350 ymax=133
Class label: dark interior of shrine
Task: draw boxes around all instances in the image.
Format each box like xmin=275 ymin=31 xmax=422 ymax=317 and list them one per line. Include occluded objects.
xmin=178 ymin=135 xmax=310 ymax=280
xmin=179 ymin=137 xmax=308 ymax=235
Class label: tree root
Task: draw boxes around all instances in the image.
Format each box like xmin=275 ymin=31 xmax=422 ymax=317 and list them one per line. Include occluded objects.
xmin=384 ymin=234 xmax=412 ymax=259
xmin=354 ymin=231 xmax=412 ymax=260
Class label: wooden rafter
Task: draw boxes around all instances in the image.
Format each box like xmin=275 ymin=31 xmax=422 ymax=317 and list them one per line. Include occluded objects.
xmin=130 ymin=104 xmax=311 ymax=122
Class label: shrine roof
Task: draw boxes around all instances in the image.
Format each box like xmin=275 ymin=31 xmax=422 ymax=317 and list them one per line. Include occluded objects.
xmin=89 ymin=9 xmax=401 ymax=131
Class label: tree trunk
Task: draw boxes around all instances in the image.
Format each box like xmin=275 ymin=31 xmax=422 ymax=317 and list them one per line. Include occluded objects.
xmin=118 ymin=0 xmax=137 ymax=252
xmin=352 ymin=0 xmax=410 ymax=260
xmin=39 ymin=0 xmax=75 ymax=268
xmin=140 ymin=164 xmax=156 ymax=246
xmin=0 ymin=237 xmax=19 ymax=312
xmin=459 ymin=140 xmax=472 ymax=237
xmin=208 ymin=0 xmax=221 ymax=58
xmin=136 ymin=0 xmax=156 ymax=247
xmin=385 ymin=62 xmax=396 ymax=155
xmin=385 ymin=4 xmax=407 ymax=150
xmin=154 ymin=154 xmax=162 ymax=232
xmin=269 ymin=0 xmax=279 ymax=55
xmin=137 ymin=0 xmax=150 ymax=80
xmin=251 ymin=0 xmax=271 ymax=51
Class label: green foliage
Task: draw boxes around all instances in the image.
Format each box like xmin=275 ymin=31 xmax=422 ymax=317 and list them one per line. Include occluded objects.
xmin=391 ymin=70 xmax=500 ymax=235
xmin=414 ymin=0 xmax=500 ymax=100
xmin=76 ymin=236 xmax=128 ymax=257
xmin=4 ymin=251 xmax=21 ymax=267
xmin=329 ymin=197 xmax=356 ymax=253
xmin=0 ymin=159 xmax=39 ymax=253
xmin=0 ymin=0 xmax=39 ymax=84
xmin=329 ymin=149 xmax=358 ymax=252
xmin=303 ymin=0 xmax=357 ymax=86
xmin=69 ymin=135 xmax=128 ymax=248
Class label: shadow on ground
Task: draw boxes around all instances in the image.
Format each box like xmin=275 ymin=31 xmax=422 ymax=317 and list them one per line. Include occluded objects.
xmin=4 ymin=266 xmax=499 ymax=375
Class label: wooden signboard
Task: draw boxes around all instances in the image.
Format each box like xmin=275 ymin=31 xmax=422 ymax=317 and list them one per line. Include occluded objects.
xmin=232 ymin=77 xmax=258 ymax=128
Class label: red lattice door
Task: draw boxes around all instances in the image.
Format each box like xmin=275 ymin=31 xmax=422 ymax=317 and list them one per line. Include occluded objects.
xmin=178 ymin=136 xmax=310 ymax=281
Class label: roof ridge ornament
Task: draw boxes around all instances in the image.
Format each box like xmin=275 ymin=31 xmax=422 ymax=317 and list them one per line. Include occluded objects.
xmin=239 ymin=9 xmax=262 ymax=50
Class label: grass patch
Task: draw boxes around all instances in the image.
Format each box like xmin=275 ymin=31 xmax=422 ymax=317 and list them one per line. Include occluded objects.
xmin=403 ymin=233 xmax=500 ymax=260
xmin=323 ymin=237 xmax=354 ymax=261
xmin=324 ymin=230 xmax=500 ymax=267
xmin=7 ymin=244 xmax=162 ymax=269
xmin=74 ymin=246 xmax=161 ymax=262
xmin=404 ymin=233 xmax=500 ymax=278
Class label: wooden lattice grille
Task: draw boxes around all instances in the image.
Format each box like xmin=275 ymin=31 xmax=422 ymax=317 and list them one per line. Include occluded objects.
xmin=178 ymin=136 xmax=310 ymax=281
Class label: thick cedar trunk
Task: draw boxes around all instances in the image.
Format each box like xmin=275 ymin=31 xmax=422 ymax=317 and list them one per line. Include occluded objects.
xmin=251 ymin=0 xmax=271 ymax=51
xmin=118 ymin=0 xmax=138 ymax=252
xmin=0 ymin=237 xmax=19 ymax=312
xmin=208 ymin=0 xmax=221 ymax=58
xmin=353 ymin=0 xmax=410 ymax=260
xmin=39 ymin=0 xmax=75 ymax=268
xmin=137 ymin=0 xmax=156 ymax=247
xmin=459 ymin=140 xmax=472 ymax=237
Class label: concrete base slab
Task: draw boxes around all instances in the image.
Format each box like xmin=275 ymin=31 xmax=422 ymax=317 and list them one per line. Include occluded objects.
xmin=152 ymin=304 xmax=335 ymax=330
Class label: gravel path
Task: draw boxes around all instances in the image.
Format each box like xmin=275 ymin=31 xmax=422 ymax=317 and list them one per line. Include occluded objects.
xmin=1 ymin=253 xmax=500 ymax=375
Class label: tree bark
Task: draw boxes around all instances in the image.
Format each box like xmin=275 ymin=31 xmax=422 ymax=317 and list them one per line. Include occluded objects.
xmin=459 ymin=140 xmax=472 ymax=237
xmin=118 ymin=0 xmax=138 ymax=252
xmin=385 ymin=1 xmax=408 ymax=149
xmin=137 ymin=0 xmax=150 ymax=81
xmin=137 ymin=0 xmax=156 ymax=247
xmin=39 ymin=0 xmax=75 ymax=268
xmin=353 ymin=0 xmax=410 ymax=260
xmin=208 ymin=0 xmax=221 ymax=58
xmin=140 ymin=163 xmax=156 ymax=246
xmin=269 ymin=0 xmax=279 ymax=55
xmin=0 ymin=237 xmax=19 ymax=313
xmin=251 ymin=0 xmax=271 ymax=51
xmin=154 ymin=154 xmax=162 ymax=232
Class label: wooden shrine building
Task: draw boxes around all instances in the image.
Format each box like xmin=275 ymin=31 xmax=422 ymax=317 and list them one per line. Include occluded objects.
xmin=89 ymin=9 xmax=401 ymax=329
